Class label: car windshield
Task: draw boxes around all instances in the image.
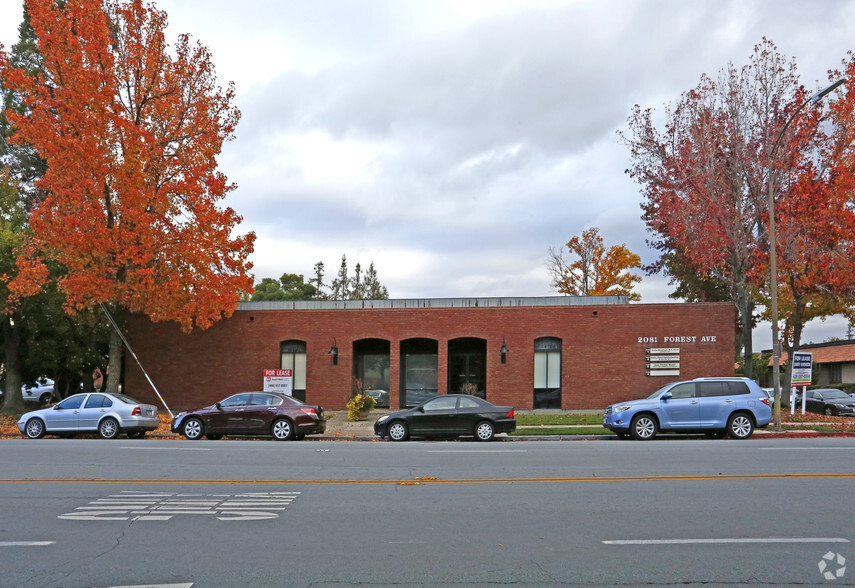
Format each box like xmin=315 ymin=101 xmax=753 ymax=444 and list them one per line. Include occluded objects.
xmin=819 ymin=390 xmax=850 ymax=400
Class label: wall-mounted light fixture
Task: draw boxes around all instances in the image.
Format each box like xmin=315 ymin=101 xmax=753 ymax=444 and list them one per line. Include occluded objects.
xmin=500 ymin=337 xmax=509 ymax=364
xmin=328 ymin=338 xmax=338 ymax=365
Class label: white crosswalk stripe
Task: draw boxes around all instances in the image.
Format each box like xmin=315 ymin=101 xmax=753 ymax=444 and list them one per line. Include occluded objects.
xmin=59 ymin=491 xmax=300 ymax=521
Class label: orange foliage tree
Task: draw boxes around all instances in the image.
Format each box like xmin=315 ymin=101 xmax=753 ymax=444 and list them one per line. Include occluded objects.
xmin=548 ymin=227 xmax=642 ymax=301
xmin=0 ymin=0 xmax=255 ymax=392
xmin=754 ymin=55 xmax=855 ymax=369
xmin=622 ymin=39 xmax=855 ymax=379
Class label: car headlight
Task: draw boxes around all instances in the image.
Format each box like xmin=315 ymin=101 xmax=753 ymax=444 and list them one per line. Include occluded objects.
xmin=614 ymin=404 xmax=632 ymax=413
xmin=376 ymin=415 xmax=390 ymax=424
xmin=833 ymin=404 xmax=848 ymax=410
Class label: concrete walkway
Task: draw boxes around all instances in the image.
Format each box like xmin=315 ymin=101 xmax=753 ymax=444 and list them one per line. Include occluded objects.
xmin=317 ymin=411 xmax=855 ymax=441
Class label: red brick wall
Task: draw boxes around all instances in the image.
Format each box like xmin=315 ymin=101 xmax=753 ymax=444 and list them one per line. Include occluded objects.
xmin=124 ymin=302 xmax=735 ymax=411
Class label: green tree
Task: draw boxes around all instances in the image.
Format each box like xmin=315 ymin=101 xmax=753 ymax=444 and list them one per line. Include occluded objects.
xmin=363 ymin=262 xmax=389 ymax=300
xmin=0 ymin=3 xmax=45 ymax=208
xmin=250 ymin=273 xmax=320 ymax=301
xmin=330 ymin=255 xmax=350 ymax=301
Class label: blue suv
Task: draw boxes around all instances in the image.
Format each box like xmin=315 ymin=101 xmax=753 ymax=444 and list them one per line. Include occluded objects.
xmin=602 ymin=377 xmax=772 ymax=440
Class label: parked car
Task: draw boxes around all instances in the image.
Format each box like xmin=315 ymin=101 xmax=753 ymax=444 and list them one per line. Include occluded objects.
xmin=793 ymin=388 xmax=855 ymax=416
xmin=21 ymin=377 xmax=56 ymax=405
xmin=18 ymin=392 xmax=160 ymax=439
xmin=374 ymin=394 xmax=516 ymax=441
xmin=602 ymin=377 xmax=772 ymax=440
xmin=171 ymin=392 xmax=326 ymax=440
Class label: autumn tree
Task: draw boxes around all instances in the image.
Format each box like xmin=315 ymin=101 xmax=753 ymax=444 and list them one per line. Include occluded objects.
xmin=548 ymin=227 xmax=642 ymax=301
xmin=620 ymin=39 xmax=855 ymax=378
xmin=0 ymin=0 xmax=255 ymax=394
xmin=758 ymin=56 xmax=855 ymax=381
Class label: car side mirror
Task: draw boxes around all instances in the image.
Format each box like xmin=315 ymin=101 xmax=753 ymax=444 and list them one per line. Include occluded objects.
xmin=661 ymin=392 xmax=673 ymax=400
xmin=418 ymin=406 xmax=425 ymax=413
xmin=52 ymin=405 xmax=61 ymax=410
xmin=216 ymin=403 xmax=222 ymax=410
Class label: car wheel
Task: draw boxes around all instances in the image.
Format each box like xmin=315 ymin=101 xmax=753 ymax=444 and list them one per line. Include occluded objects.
xmin=388 ymin=421 xmax=409 ymax=442
xmin=271 ymin=418 xmax=294 ymax=441
xmin=824 ymin=406 xmax=835 ymax=416
xmin=39 ymin=392 xmax=53 ymax=405
xmin=474 ymin=421 xmax=495 ymax=441
xmin=206 ymin=434 xmax=223 ymax=440
xmin=99 ymin=417 xmax=120 ymax=439
xmin=182 ymin=417 xmax=204 ymax=440
xmin=726 ymin=413 xmax=754 ymax=439
xmin=127 ymin=430 xmax=146 ymax=439
xmin=630 ymin=414 xmax=657 ymax=440
xmin=24 ymin=418 xmax=46 ymax=439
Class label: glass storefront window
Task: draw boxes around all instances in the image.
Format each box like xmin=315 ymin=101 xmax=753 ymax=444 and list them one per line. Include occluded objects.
xmin=402 ymin=353 xmax=438 ymax=407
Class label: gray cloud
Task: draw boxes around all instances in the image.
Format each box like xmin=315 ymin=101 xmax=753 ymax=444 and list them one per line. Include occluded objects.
xmin=2 ymin=0 xmax=854 ymax=344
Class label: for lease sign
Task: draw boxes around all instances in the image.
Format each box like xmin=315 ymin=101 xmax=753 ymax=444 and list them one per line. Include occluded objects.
xmin=263 ymin=369 xmax=293 ymax=395
xmin=791 ymin=352 xmax=812 ymax=387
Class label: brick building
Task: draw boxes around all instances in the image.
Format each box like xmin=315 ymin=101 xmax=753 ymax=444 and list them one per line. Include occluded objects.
xmin=124 ymin=296 xmax=736 ymax=411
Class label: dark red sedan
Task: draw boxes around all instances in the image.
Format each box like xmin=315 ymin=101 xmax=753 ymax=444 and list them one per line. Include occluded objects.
xmin=171 ymin=392 xmax=326 ymax=440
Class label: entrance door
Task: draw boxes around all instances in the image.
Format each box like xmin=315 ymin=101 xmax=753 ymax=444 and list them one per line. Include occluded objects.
xmin=448 ymin=338 xmax=486 ymax=398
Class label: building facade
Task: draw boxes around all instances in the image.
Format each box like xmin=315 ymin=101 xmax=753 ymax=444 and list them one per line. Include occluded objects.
xmin=124 ymin=296 xmax=736 ymax=411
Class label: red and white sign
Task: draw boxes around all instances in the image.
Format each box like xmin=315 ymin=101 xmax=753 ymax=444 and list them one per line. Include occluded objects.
xmin=263 ymin=369 xmax=293 ymax=395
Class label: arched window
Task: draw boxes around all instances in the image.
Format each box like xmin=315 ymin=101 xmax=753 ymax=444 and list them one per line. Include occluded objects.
xmin=533 ymin=337 xmax=561 ymax=409
xmin=280 ymin=340 xmax=307 ymax=401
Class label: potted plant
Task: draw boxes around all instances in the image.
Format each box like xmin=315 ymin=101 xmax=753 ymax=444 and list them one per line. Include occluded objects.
xmin=347 ymin=377 xmax=376 ymax=421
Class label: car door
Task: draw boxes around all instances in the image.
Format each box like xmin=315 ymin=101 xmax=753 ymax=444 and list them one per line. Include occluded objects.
xmin=77 ymin=394 xmax=113 ymax=429
xmin=804 ymin=391 xmax=822 ymax=414
xmin=456 ymin=396 xmax=484 ymax=433
xmin=43 ymin=394 xmax=86 ymax=430
xmin=206 ymin=393 xmax=252 ymax=433
xmin=242 ymin=394 xmax=283 ymax=433
xmin=697 ymin=381 xmax=739 ymax=428
xmin=409 ymin=396 xmax=460 ymax=435
xmin=659 ymin=383 xmax=700 ymax=429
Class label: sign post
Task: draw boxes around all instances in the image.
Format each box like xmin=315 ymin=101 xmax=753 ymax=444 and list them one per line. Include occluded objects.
xmin=790 ymin=352 xmax=812 ymax=415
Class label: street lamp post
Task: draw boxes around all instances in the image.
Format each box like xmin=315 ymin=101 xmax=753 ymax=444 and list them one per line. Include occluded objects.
xmin=769 ymin=78 xmax=846 ymax=430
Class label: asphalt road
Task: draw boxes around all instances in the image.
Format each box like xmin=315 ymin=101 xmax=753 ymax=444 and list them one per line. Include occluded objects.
xmin=1 ymin=437 xmax=854 ymax=587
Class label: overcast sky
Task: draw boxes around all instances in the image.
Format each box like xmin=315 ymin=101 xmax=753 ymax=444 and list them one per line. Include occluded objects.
xmin=2 ymin=0 xmax=854 ymax=346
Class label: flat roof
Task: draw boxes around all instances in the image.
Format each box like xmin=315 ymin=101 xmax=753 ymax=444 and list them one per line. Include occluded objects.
xmin=238 ymin=295 xmax=629 ymax=311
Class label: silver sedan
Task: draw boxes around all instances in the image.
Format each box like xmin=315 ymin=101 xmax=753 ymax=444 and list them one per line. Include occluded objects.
xmin=18 ymin=392 xmax=160 ymax=439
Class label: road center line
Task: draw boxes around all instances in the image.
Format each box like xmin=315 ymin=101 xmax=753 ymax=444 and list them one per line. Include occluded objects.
xmin=2 ymin=472 xmax=855 ymax=485
xmin=0 ymin=541 xmax=55 ymax=547
xmin=603 ymin=537 xmax=850 ymax=545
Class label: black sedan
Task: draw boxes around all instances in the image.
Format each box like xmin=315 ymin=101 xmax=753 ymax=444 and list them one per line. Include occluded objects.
xmin=374 ymin=394 xmax=516 ymax=441
xmin=794 ymin=388 xmax=855 ymax=416
xmin=171 ymin=392 xmax=326 ymax=440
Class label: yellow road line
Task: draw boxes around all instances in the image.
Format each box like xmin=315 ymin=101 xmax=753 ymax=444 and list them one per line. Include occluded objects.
xmin=1 ymin=473 xmax=853 ymax=485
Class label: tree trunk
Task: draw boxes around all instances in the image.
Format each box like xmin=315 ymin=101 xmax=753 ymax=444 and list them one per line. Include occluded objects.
xmin=104 ymin=307 xmax=126 ymax=394
xmin=1 ymin=317 xmax=25 ymax=414
xmin=735 ymin=286 xmax=754 ymax=380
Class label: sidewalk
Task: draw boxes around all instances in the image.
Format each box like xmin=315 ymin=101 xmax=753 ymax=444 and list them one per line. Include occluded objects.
xmin=319 ymin=410 xmax=383 ymax=439
xmin=316 ymin=411 xmax=855 ymax=441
